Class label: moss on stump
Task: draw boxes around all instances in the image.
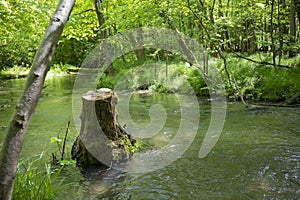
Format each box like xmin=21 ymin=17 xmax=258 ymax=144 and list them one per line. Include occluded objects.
xmin=71 ymin=88 xmax=135 ymax=169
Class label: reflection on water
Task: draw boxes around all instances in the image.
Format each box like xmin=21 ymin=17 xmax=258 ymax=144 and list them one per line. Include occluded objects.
xmin=0 ymin=76 xmax=299 ymax=199
xmin=0 ymin=75 xmax=78 ymax=157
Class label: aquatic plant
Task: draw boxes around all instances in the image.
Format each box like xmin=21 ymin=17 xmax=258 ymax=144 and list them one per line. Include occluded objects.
xmin=13 ymin=153 xmax=64 ymax=200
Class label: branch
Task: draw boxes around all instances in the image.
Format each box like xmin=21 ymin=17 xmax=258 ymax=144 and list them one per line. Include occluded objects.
xmin=61 ymin=120 xmax=70 ymax=161
xmin=185 ymin=2 xmax=250 ymax=107
xmin=232 ymin=52 xmax=292 ymax=69
xmin=185 ymin=1 xmax=232 ymax=82
xmin=74 ymin=9 xmax=95 ymax=15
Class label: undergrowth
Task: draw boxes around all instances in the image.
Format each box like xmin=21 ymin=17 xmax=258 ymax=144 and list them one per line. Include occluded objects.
xmin=13 ymin=153 xmax=64 ymax=200
xmin=217 ymin=53 xmax=300 ymax=102
xmin=97 ymin=54 xmax=300 ymax=103
xmin=0 ymin=63 xmax=78 ymax=79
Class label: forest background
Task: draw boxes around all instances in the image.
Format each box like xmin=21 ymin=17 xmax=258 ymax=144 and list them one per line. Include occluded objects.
xmin=0 ymin=0 xmax=299 ymax=102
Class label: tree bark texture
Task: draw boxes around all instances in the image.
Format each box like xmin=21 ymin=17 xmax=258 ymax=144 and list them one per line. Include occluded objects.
xmin=289 ymin=0 xmax=296 ymax=57
xmin=270 ymin=0 xmax=276 ymax=64
xmin=296 ymin=0 xmax=300 ymax=25
xmin=71 ymin=89 xmax=135 ymax=169
xmin=94 ymin=0 xmax=107 ymax=39
xmin=0 ymin=0 xmax=75 ymax=199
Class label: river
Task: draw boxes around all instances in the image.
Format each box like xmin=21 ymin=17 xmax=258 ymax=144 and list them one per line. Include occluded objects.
xmin=0 ymin=75 xmax=299 ymax=199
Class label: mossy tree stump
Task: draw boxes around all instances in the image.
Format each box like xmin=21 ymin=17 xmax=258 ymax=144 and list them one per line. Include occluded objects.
xmin=71 ymin=88 xmax=135 ymax=169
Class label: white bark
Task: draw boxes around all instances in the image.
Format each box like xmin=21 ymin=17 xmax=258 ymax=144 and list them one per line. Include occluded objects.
xmin=0 ymin=0 xmax=75 ymax=199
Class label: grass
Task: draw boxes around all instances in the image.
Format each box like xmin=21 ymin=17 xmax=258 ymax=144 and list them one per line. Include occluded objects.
xmin=97 ymin=54 xmax=300 ymax=103
xmin=0 ymin=63 xmax=79 ymax=79
xmin=97 ymin=60 xmax=208 ymax=95
xmin=1 ymin=53 xmax=299 ymax=103
xmin=216 ymin=53 xmax=300 ymax=102
xmin=48 ymin=63 xmax=79 ymax=76
xmin=0 ymin=65 xmax=30 ymax=79
xmin=13 ymin=153 xmax=65 ymax=200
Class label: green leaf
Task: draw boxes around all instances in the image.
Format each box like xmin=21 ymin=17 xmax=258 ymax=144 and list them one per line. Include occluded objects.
xmin=255 ymin=3 xmax=265 ymax=8
xmin=50 ymin=137 xmax=62 ymax=144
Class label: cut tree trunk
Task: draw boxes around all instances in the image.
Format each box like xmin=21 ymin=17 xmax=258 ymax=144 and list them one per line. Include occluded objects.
xmin=71 ymin=88 xmax=135 ymax=169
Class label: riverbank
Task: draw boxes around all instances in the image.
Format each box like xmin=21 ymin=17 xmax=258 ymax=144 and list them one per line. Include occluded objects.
xmin=97 ymin=54 xmax=300 ymax=104
xmin=1 ymin=54 xmax=299 ymax=104
xmin=0 ymin=64 xmax=79 ymax=79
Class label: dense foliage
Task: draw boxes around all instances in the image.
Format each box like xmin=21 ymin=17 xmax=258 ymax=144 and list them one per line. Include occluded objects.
xmin=0 ymin=0 xmax=299 ymax=102
xmin=0 ymin=0 xmax=299 ymax=198
xmin=0 ymin=0 xmax=56 ymax=68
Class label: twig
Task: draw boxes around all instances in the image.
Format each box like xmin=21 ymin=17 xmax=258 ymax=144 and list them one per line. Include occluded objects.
xmin=231 ymin=52 xmax=291 ymax=69
xmin=229 ymin=70 xmax=249 ymax=108
xmin=61 ymin=120 xmax=70 ymax=161
xmin=74 ymin=9 xmax=95 ymax=15
xmin=56 ymin=130 xmax=62 ymax=155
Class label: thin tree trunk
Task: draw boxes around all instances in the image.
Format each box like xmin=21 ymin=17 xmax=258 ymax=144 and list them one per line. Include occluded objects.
xmin=203 ymin=47 xmax=208 ymax=75
xmin=158 ymin=9 xmax=201 ymax=67
xmin=187 ymin=15 xmax=194 ymax=37
xmin=94 ymin=0 xmax=106 ymax=39
xmin=166 ymin=51 xmax=168 ymax=78
xmin=218 ymin=0 xmax=223 ymax=18
xmin=187 ymin=0 xmax=247 ymax=107
xmin=289 ymin=0 xmax=296 ymax=57
xmin=128 ymin=27 xmax=145 ymax=63
xmin=249 ymin=20 xmax=257 ymax=54
xmin=0 ymin=0 xmax=75 ymax=199
xmin=218 ymin=0 xmax=225 ymax=50
xmin=270 ymin=0 xmax=276 ymax=64
xmin=210 ymin=0 xmax=216 ymax=23
xmin=262 ymin=16 xmax=268 ymax=52
xmin=278 ymin=0 xmax=282 ymax=63
xmin=296 ymin=0 xmax=300 ymax=25
xmin=136 ymin=25 xmax=145 ymax=63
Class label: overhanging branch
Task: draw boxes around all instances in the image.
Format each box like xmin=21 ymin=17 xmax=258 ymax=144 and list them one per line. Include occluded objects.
xmin=232 ymin=52 xmax=292 ymax=69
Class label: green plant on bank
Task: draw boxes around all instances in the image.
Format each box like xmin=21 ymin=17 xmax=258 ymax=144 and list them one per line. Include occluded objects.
xmin=13 ymin=153 xmax=64 ymax=200
xmin=116 ymin=136 xmax=142 ymax=154
xmin=0 ymin=65 xmax=30 ymax=79
xmin=0 ymin=64 xmax=79 ymax=79
xmin=50 ymin=63 xmax=78 ymax=75
xmin=217 ymin=53 xmax=300 ymax=102
xmin=111 ymin=136 xmax=146 ymax=162
xmin=50 ymin=120 xmax=77 ymax=167
xmin=97 ymin=54 xmax=300 ymax=103
xmin=97 ymin=60 xmax=208 ymax=95
xmin=50 ymin=136 xmax=76 ymax=167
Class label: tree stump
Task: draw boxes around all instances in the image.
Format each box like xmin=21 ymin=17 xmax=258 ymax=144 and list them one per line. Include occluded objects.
xmin=71 ymin=88 xmax=135 ymax=169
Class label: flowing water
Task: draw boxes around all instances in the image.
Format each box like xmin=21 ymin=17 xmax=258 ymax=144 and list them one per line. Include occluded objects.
xmin=0 ymin=75 xmax=299 ymax=199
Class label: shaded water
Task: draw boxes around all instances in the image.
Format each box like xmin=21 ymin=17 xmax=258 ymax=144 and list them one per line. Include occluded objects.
xmin=0 ymin=76 xmax=299 ymax=199
xmin=0 ymin=76 xmax=78 ymax=157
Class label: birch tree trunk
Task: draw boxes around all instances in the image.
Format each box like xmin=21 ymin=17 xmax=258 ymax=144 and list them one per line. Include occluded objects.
xmin=0 ymin=0 xmax=75 ymax=199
